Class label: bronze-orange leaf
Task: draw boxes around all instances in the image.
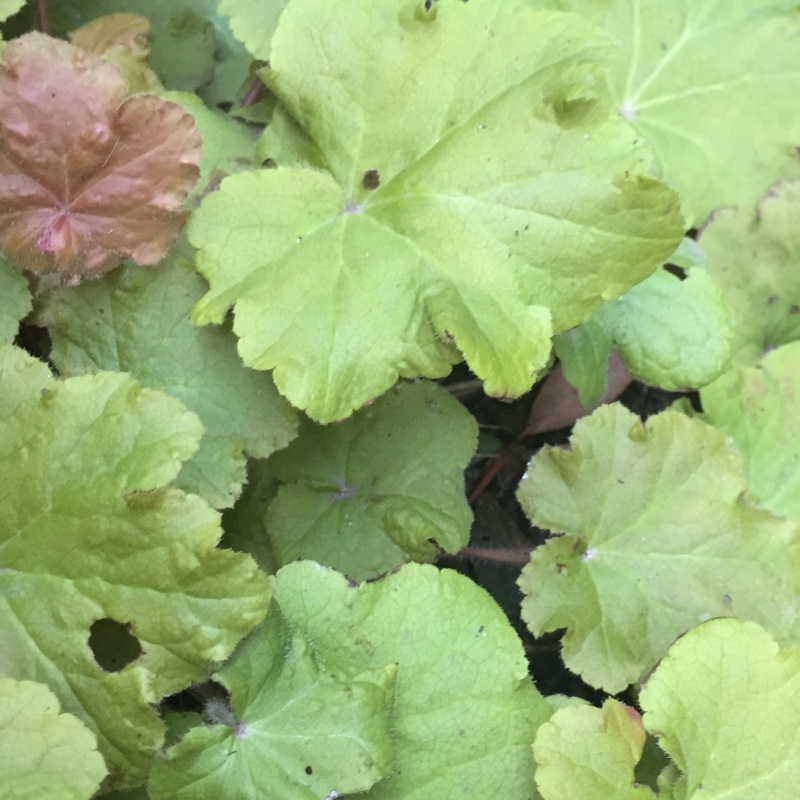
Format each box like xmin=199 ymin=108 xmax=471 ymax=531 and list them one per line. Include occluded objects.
xmin=0 ymin=32 xmax=201 ymax=278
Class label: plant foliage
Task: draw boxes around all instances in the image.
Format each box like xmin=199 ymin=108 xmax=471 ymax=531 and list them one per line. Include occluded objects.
xmin=1 ymin=0 xmax=799 ymax=797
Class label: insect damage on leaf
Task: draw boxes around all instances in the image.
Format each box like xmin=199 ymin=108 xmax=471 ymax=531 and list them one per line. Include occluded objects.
xmin=0 ymin=32 xmax=201 ymax=279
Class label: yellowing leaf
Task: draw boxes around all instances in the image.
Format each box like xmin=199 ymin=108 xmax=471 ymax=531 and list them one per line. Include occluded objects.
xmin=190 ymin=0 xmax=682 ymax=422
xmin=702 ymin=341 xmax=800 ymax=521
xmin=0 ymin=33 xmax=200 ymax=278
xmin=69 ymin=12 xmax=163 ymax=93
xmin=641 ymin=619 xmax=800 ymax=798
xmin=534 ymin=700 xmax=654 ymax=800
xmin=701 ymin=180 xmax=800 ymax=365
xmin=0 ymin=344 xmax=270 ymax=788
xmin=517 ymin=403 xmax=800 ymax=692
xmin=0 ymin=678 xmax=108 ymax=800
xmin=540 ymin=0 xmax=800 ymax=225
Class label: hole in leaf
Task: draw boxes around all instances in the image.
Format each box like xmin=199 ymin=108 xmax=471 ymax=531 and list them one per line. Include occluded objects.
xmin=14 ymin=324 xmax=54 ymax=367
xmin=361 ymin=169 xmax=380 ymax=190
xmin=663 ymin=263 xmax=687 ymax=280
xmin=88 ymin=618 xmax=143 ymax=672
xmin=305 ymin=765 xmax=313 ymax=775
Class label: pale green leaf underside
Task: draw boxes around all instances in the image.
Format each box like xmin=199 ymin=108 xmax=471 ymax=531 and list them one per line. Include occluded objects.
xmin=0 ymin=678 xmax=107 ymax=800
xmin=702 ymin=341 xmax=800 ymax=521
xmin=0 ymin=344 xmax=270 ymax=788
xmin=38 ymin=250 xmax=297 ymax=509
xmin=190 ymin=0 xmax=682 ymax=422
xmin=149 ymin=601 xmax=395 ymax=800
xmin=596 ymin=265 xmax=731 ymax=389
xmin=542 ymin=0 xmax=800 ymax=225
xmin=517 ymin=402 xmax=800 ymax=692
xmin=266 ymin=381 xmax=477 ymax=580
xmin=640 ymin=619 xmax=800 ymax=799
xmin=272 ymin=562 xmax=553 ymax=800
xmin=0 ymin=256 xmax=31 ymax=343
xmin=700 ymin=180 xmax=800 ymax=365
xmin=534 ymin=699 xmax=654 ymax=800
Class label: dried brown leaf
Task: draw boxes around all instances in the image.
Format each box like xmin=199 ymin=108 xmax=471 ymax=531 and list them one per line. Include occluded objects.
xmin=523 ymin=352 xmax=632 ymax=436
xmin=0 ymin=33 xmax=200 ymax=278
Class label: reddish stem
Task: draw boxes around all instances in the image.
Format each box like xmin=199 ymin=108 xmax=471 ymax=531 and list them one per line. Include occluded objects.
xmin=468 ymin=450 xmax=514 ymax=504
xmin=35 ymin=0 xmax=49 ymax=33
xmin=240 ymin=78 xmax=264 ymax=108
xmin=457 ymin=547 xmax=533 ymax=566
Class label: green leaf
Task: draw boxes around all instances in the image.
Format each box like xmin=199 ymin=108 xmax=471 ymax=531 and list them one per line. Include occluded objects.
xmin=701 ymin=180 xmax=800 ymax=365
xmin=42 ymin=0 xmax=250 ymax=102
xmin=534 ymin=699 xmax=654 ymax=800
xmin=0 ymin=344 xmax=270 ymax=787
xmin=702 ymin=341 xmax=800 ymax=520
xmin=265 ymin=381 xmax=477 ymax=580
xmin=552 ymin=318 xmax=614 ymax=409
xmin=37 ymin=249 xmax=297 ymax=509
xmin=553 ymin=236 xmax=718 ymax=399
xmin=666 ymin=236 xmax=706 ymax=271
xmin=160 ymin=91 xmax=257 ymax=205
xmin=0 ymin=678 xmax=108 ymax=800
xmin=0 ymin=0 xmax=24 ymax=24
xmin=149 ymin=599 xmax=396 ymax=800
xmin=540 ymin=0 xmax=800 ymax=225
xmin=101 ymin=789 xmax=150 ymax=800
xmin=0 ymin=255 xmax=31 ymax=342
xmin=517 ymin=402 xmax=800 ymax=692
xmin=634 ymin=734 xmax=672 ymax=794
xmin=595 ymin=264 xmax=732 ymax=390
xmin=221 ymin=459 xmax=280 ymax=575
xmin=218 ymin=0 xmax=287 ymax=59
xmin=640 ymin=618 xmax=800 ymax=798
xmin=149 ymin=6 xmax=217 ymax=91
xmin=273 ymin=561 xmax=553 ymax=800
xmin=189 ymin=0 xmax=682 ymax=422
xmin=256 ymin=102 xmax=327 ymax=170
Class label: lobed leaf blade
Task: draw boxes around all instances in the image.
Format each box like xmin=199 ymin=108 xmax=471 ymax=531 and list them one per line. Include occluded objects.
xmin=517 ymin=402 xmax=800 ymax=692
xmin=190 ymin=0 xmax=682 ymax=422
xmin=0 ymin=344 xmax=270 ymax=788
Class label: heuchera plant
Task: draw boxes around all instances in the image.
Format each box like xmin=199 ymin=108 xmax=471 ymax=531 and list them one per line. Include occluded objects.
xmin=1 ymin=1 xmax=799 ymax=798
